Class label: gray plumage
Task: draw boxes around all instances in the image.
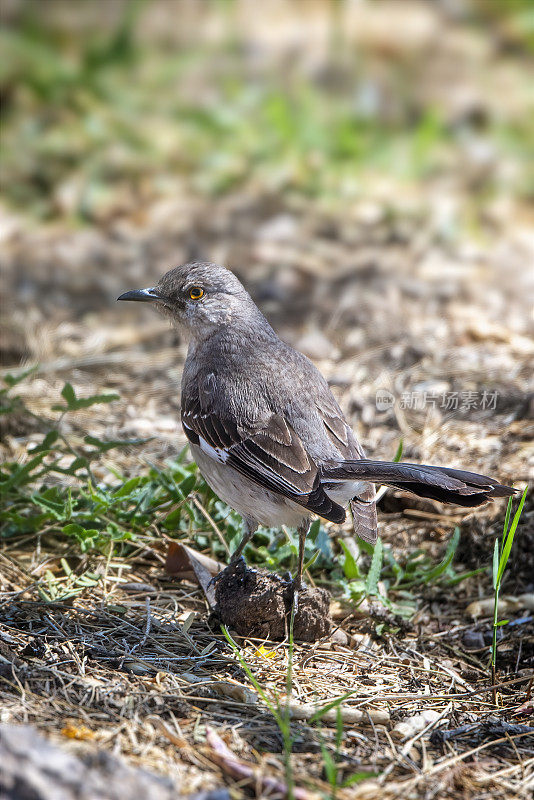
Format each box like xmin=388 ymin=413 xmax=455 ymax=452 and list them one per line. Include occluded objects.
xmin=118 ymin=262 xmax=515 ymax=581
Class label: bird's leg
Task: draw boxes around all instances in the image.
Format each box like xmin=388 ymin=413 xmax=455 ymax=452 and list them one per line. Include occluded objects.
xmin=229 ymin=517 xmax=257 ymax=565
xmin=294 ymin=521 xmax=311 ymax=590
xmin=291 ymin=521 xmax=311 ymax=613
xmin=209 ymin=518 xmax=257 ymax=589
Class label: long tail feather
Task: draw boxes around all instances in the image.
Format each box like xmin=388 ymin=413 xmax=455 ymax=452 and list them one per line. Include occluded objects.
xmin=322 ymin=460 xmax=516 ymax=507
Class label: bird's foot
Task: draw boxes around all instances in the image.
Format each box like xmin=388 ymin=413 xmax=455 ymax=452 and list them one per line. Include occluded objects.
xmin=208 ymin=555 xmax=255 ymax=589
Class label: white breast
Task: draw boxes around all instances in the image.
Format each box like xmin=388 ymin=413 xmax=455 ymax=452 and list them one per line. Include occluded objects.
xmin=190 ymin=443 xmax=310 ymax=528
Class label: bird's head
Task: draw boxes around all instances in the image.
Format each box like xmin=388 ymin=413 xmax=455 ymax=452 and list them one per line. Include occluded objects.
xmin=118 ymin=261 xmax=253 ymax=338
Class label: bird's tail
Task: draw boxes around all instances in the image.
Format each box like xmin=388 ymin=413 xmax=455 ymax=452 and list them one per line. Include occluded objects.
xmin=323 ymin=460 xmax=516 ymax=508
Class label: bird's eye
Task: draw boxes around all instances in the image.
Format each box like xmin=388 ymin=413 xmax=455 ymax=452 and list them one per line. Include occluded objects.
xmin=188 ymin=286 xmax=204 ymax=300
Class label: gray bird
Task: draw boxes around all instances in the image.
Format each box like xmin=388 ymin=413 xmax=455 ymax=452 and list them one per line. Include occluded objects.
xmin=118 ymin=262 xmax=515 ymax=589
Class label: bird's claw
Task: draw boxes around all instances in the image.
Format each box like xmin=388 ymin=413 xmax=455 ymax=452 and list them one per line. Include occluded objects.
xmin=208 ymin=555 xmax=246 ymax=589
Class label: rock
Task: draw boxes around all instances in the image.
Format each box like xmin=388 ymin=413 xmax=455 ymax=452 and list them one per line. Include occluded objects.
xmin=462 ymin=630 xmax=486 ymax=650
xmin=0 ymin=723 xmax=229 ymax=800
xmin=393 ymin=710 xmax=442 ymax=740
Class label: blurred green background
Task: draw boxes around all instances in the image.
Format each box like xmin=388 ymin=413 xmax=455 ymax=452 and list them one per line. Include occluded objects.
xmin=1 ymin=0 xmax=532 ymax=226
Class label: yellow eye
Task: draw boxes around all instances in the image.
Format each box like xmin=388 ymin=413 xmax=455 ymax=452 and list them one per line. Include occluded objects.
xmin=189 ymin=286 xmax=204 ymax=300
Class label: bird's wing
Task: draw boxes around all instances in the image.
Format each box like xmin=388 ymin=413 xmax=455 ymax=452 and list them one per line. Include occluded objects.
xmin=181 ymin=386 xmax=345 ymax=523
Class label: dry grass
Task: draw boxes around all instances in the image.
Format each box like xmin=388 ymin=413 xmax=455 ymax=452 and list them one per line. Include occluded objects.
xmin=1 ymin=520 xmax=533 ymax=798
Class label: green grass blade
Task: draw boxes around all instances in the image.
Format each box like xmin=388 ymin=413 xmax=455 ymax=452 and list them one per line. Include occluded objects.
xmin=492 ymin=538 xmax=499 ymax=590
xmin=496 ymin=486 xmax=528 ymax=585
xmin=221 ymin=625 xmax=279 ymax=719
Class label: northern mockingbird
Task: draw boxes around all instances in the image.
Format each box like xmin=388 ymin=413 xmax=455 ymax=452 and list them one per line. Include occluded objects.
xmin=118 ymin=261 xmax=515 ymax=589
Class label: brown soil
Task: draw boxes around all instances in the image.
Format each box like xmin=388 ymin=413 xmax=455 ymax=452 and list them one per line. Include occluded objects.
xmin=213 ymin=559 xmax=332 ymax=641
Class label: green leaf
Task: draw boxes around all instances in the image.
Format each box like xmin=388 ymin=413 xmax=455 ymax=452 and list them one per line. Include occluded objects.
xmin=447 ymin=567 xmax=485 ymax=586
xmin=65 ymin=487 xmax=72 ymax=520
xmin=422 ymin=527 xmax=460 ymax=584
xmin=30 ymin=491 xmax=66 ymax=519
xmin=52 ymin=383 xmax=119 ymax=411
xmin=62 ymin=523 xmax=101 ymax=551
xmin=0 ymin=453 xmax=46 ymax=490
xmin=28 ymin=430 xmax=59 ymax=453
xmin=308 ymin=518 xmax=321 ymax=541
xmin=77 ymin=573 xmax=101 ymax=586
xmin=62 ymin=523 xmax=85 ymax=536
xmin=3 ymin=365 xmax=38 ymax=387
xmin=503 ymin=494 xmax=513 ymax=539
xmin=61 ymin=382 xmax=77 ymax=406
xmin=302 ymin=549 xmax=320 ymax=573
xmin=393 ymin=439 xmax=403 ymax=462
xmin=113 ymin=476 xmax=142 ymax=497
xmin=338 ymin=539 xmax=361 ymax=580
xmin=60 ymin=558 xmax=72 ymax=576
xmin=320 ymin=738 xmax=337 ymax=787
xmin=162 ymin=509 xmax=183 ymax=530
xmin=84 ymin=434 xmax=148 ymax=453
xmin=343 ymin=771 xmax=379 ymax=787
xmin=178 ymin=473 xmax=197 ymax=495
xmin=366 ymin=538 xmax=383 ymax=596
xmin=49 ymin=456 xmax=89 ymax=475
xmin=348 ymin=579 xmax=367 ymax=599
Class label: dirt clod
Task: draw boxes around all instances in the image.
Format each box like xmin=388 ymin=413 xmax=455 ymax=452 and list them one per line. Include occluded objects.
xmin=213 ymin=559 xmax=332 ymax=642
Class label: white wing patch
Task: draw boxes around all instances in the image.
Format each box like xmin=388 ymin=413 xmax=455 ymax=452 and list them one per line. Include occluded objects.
xmin=323 ymin=479 xmax=369 ymax=506
xmin=198 ymin=435 xmax=228 ymax=464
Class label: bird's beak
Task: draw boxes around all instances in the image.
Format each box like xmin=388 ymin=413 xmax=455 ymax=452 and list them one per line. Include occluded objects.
xmin=117 ymin=287 xmax=162 ymax=303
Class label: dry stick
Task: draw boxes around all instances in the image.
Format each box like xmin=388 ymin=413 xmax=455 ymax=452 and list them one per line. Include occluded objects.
xmin=314 ymin=674 xmax=533 ymax=706
xmin=106 ymin=609 xmax=202 ymax=655
xmin=504 ymin=729 xmax=526 ymax=780
xmin=190 ymin=496 xmax=231 ymax=555
xmin=475 ymin=757 xmax=534 ymax=785
xmin=139 ymin=596 xmax=152 ymax=649
xmin=288 ymin=701 xmax=389 ymax=725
